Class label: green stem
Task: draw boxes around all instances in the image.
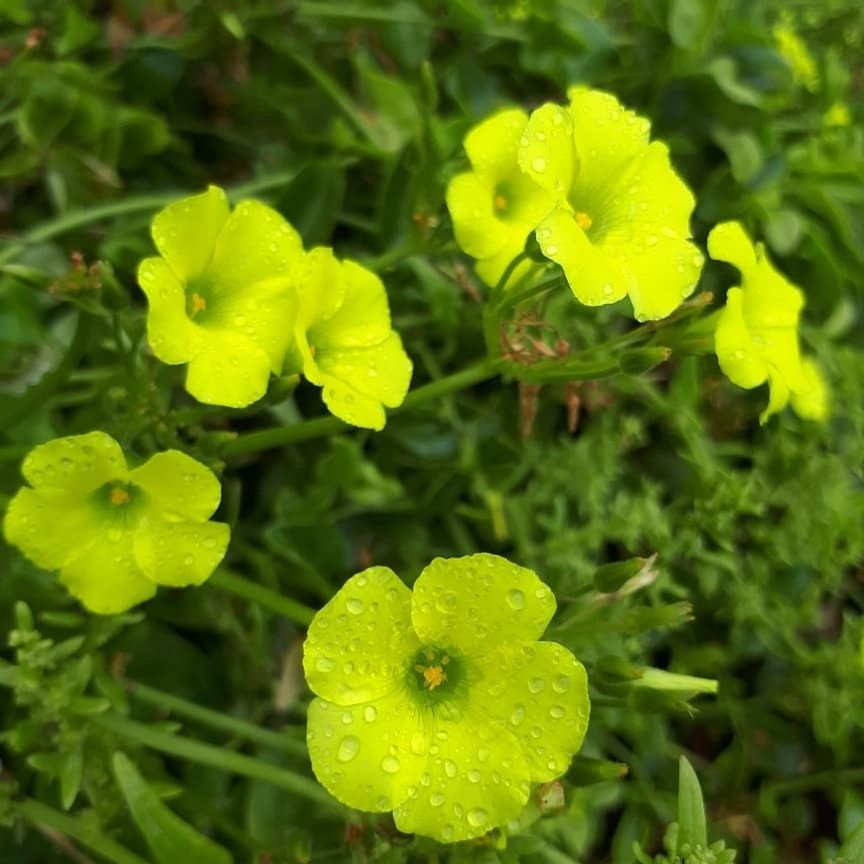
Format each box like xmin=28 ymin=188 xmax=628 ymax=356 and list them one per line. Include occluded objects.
xmin=763 ymin=768 xmax=864 ymax=798
xmin=504 ymin=355 xmax=620 ymax=384
xmin=17 ymin=798 xmax=149 ymax=864
xmin=222 ymin=358 xmax=501 ymax=458
xmin=210 ymin=570 xmax=316 ymax=626
xmin=125 ymin=679 xmax=307 ymax=756
xmin=93 ymin=713 xmax=338 ymax=811
xmin=0 ymin=171 xmax=298 ymax=266
xmin=1 ymin=312 xmax=91 ymax=433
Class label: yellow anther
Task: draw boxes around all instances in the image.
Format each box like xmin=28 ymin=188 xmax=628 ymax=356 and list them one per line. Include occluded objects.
xmin=494 ymin=194 xmax=508 ymax=212
xmin=109 ymin=487 xmax=130 ymax=506
xmin=423 ymin=666 xmax=446 ymax=690
xmin=189 ymin=292 xmax=207 ymax=316
xmin=573 ymin=211 xmax=593 ymax=231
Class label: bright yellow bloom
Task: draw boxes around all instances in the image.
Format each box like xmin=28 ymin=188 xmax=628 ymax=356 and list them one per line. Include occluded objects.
xmin=708 ymin=221 xmax=827 ymax=423
xmin=286 ymin=248 xmax=413 ymax=430
xmin=446 ymin=109 xmax=554 ymax=289
xmin=138 ymin=186 xmax=302 ymax=408
xmin=528 ymin=88 xmax=703 ymax=321
xmin=304 ymin=554 xmax=590 ymax=842
xmin=4 ymin=432 xmax=229 ymax=614
xmin=773 ymin=23 xmax=819 ymax=92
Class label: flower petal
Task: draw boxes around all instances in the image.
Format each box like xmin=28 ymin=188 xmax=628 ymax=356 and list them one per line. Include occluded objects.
xmin=446 ymin=172 xmax=511 ymax=260
xmin=473 ymin=641 xmax=589 ymax=783
xmin=715 ymin=287 xmax=769 ymax=389
xmin=307 ymin=692 xmax=426 ymax=814
xmin=60 ymin=531 xmax=157 ymax=615
xmin=21 ymin=432 xmax=127 ymax=493
xmin=567 ymin=86 xmax=651 ymax=194
xmin=138 ymin=258 xmax=199 ymax=364
xmin=536 ymin=209 xmax=629 ymax=306
xmin=791 ymin=358 xmax=829 ymax=421
xmin=518 ymin=102 xmax=577 ymax=199
xmin=392 ymin=701 xmax=530 ymax=842
xmin=4 ymin=489 xmax=103 ymax=570
xmin=311 ymin=260 xmax=392 ymax=351
xmin=128 ymin=451 xmax=223 ymax=522
xmin=319 ymin=375 xmax=387 ymax=430
xmin=411 ymin=554 xmax=556 ymax=656
xmin=152 ymin=185 xmax=229 ymax=283
xmin=303 ymin=567 xmax=421 ymax=705
xmin=208 ymin=199 xmax=303 ymax=295
xmin=185 ymin=330 xmax=272 ymax=408
xmin=464 ymin=108 xmax=529 ymax=182
xmin=133 ymin=519 xmax=229 ymax=587
xmin=707 ymin=221 xmax=757 ymax=276
xmin=475 ymin=240 xmax=540 ymax=290
xmin=760 ymin=370 xmax=791 ymax=425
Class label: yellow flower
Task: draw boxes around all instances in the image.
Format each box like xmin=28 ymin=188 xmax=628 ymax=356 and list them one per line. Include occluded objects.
xmin=446 ymin=109 xmax=554 ymax=289
xmin=527 ymin=88 xmax=703 ymax=321
xmin=303 ymin=554 xmax=589 ymax=842
xmin=708 ymin=221 xmax=827 ymax=423
xmin=138 ymin=186 xmax=302 ymax=408
xmin=773 ymin=23 xmax=819 ymax=92
xmin=3 ymin=432 xmax=229 ymax=614
xmin=823 ymin=101 xmax=851 ymax=128
xmin=286 ymin=248 xmax=413 ymax=430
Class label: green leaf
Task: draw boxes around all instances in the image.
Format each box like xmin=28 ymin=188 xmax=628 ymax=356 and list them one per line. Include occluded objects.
xmin=839 ymin=819 xmax=864 ymax=864
xmin=60 ymin=749 xmax=83 ymax=810
xmin=278 ymin=163 xmax=346 ymax=246
xmin=112 ymin=752 xmax=232 ymax=864
xmin=676 ymin=756 xmax=708 ymax=852
xmin=706 ymin=57 xmax=764 ymax=107
xmin=668 ymin=0 xmax=712 ymax=51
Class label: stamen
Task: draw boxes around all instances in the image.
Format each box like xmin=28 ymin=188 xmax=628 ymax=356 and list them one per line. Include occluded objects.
xmin=573 ymin=211 xmax=593 ymax=231
xmin=494 ymin=194 xmax=508 ymax=211
xmin=189 ymin=292 xmax=207 ymax=316
xmin=109 ymin=487 xmax=130 ymax=506
xmin=422 ymin=666 xmax=447 ymax=690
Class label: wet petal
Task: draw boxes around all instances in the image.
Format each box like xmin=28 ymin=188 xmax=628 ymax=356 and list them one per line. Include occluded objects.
xmin=21 ymin=432 xmax=127 ymax=494
xmin=474 ymin=641 xmax=589 ymax=783
xmin=518 ymin=102 xmax=577 ymax=199
xmin=760 ymin=370 xmax=792 ymax=424
xmin=791 ymin=357 xmax=829 ymax=421
xmin=128 ymin=450 xmax=223 ymax=521
xmin=208 ymin=199 xmax=302 ymax=296
xmin=4 ymin=489 xmax=102 ymax=570
xmin=446 ymin=172 xmax=511 ymax=260
xmin=303 ymin=567 xmax=421 ymax=705
xmin=137 ymin=258 xmax=200 ymax=364
xmin=715 ymin=288 xmax=769 ymax=389
xmin=319 ymin=375 xmax=387 ymax=430
xmin=311 ymin=260 xmax=392 ymax=351
xmin=60 ymin=531 xmax=157 ymax=615
xmin=185 ymin=330 xmax=272 ymax=408
xmin=624 ymin=236 xmax=703 ymax=322
xmin=707 ymin=221 xmax=757 ymax=276
xmin=152 ymin=186 xmax=229 ymax=283
xmin=307 ymin=691 xmax=426 ymax=814
xmin=567 ymin=86 xmax=650 ymax=194
xmin=392 ymin=701 xmax=530 ymax=842
xmin=134 ymin=519 xmax=229 ymax=587
xmin=411 ymin=554 xmax=556 ymax=656
xmin=464 ymin=108 xmax=529 ymax=182
xmin=536 ymin=209 xmax=629 ymax=306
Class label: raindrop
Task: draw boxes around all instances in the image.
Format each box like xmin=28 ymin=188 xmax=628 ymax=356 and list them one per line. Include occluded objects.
xmin=467 ymin=808 xmax=488 ymax=828
xmin=364 ymin=705 xmax=377 ymax=722
xmin=381 ymin=756 xmax=401 ymax=774
xmin=341 ymin=712 xmax=353 ymax=725
xmin=506 ymin=589 xmax=525 ymax=610
xmin=549 ymin=705 xmax=566 ymax=719
xmin=602 ymin=283 xmax=614 ymax=296
xmin=467 ymin=769 xmax=481 ymax=783
xmin=337 ymin=736 xmax=360 ymax=762
xmin=510 ymin=705 xmax=526 ymax=726
xmin=430 ymin=792 xmax=445 ymax=807
xmin=531 ymin=157 xmax=547 ymax=173
xmin=346 ymin=598 xmax=364 ymax=615
xmin=553 ymin=675 xmax=570 ymax=693
xmin=444 ymin=760 xmax=457 ymax=778
xmin=315 ymin=656 xmax=336 ymax=673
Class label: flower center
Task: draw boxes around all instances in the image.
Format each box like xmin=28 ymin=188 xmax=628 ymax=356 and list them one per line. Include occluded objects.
xmin=409 ymin=647 xmax=463 ymax=703
xmin=573 ymin=210 xmax=593 ymax=231
xmin=188 ymin=292 xmax=207 ymax=317
xmin=109 ymin=486 xmax=130 ymax=506
xmin=494 ymin=193 xmax=508 ymax=212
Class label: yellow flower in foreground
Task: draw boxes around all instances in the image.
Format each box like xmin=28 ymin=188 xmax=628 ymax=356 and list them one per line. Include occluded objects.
xmin=138 ymin=185 xmax=302 ymax=408
xmin=286 ymin=248 xmax=413 ymax=431
xmin=446 ymin=108 xmax=553 ymax=288
xmin=708 ymin=221 xmax=827 ymax=423
xmin=526 ymin=88 xmax=703 ymax=321
xmin=3 ymin=432 xmax=229 ymax=614
xmin=304 ymin=554 xmax=590 ymax=842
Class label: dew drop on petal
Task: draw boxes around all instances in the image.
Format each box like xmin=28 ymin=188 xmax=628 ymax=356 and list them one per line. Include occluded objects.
xmin=315 ymin=656 xmax=336 ymax=673
xmin=553 ymin=675 xmax=571 ymax=693
xmin=381 ymin=756 xmax=401 ymax=774
xmin=363 ymin=705 xmax=377 ymax=722
xmin=444 ymin=760 xmax=458 ymax=778
xmin=346 ymin=597 xmax=364 ymax=614
xmin=337 ymin=736 xmax=360 ymax=763
xmin=549 ymin=705 xmax=566 ymax=719
xmin=506 ymin=589 xmax=525 ymax=610
xmin=529 ymin=677 xmax=545 ymax=694
xmin=531 ymin=157 xmax=547 ymax=173
xmin=510 ymin=705 xmax=526 ymax=726
xmin=431 ymin=792 xmax=445 ymax=807
xmin=467 ymin=807 xmax=488 ymax=828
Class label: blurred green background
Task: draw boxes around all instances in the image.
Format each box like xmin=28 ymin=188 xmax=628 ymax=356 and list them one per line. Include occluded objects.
xmin=1 ymin=1 xmax=863 ymax=862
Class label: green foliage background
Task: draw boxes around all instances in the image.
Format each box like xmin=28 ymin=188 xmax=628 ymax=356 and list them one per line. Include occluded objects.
xmin=0 ymin=0 xmax=863 ymax=862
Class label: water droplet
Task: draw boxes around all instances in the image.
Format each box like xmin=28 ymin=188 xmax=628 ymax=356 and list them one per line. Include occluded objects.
xmin=315 ymin=656 xmax=336 ymax=673
xmin=467 ymin=807 xmax=488 ymax=828
xmin=529 ymin=677 xmax=545 ymax=694
xmin=553 ymin=675 xmax=570 ymax=693
xmin=646 ymin=234 xmax=658 ymax=247
xmin=602 ymin=283 xmax=614 ymax=296
xmin=467 ymin=769 xmax=481 ymax=783
xmin=381 ymin=756 xmax=400 ymax=774
xmin=341 ymin=712 xmax=353 ymax=725
xmin=510 ymin=705 xmax=526 ymax=726
xmin=506 ymin=589 xmax=525 ymax=610
xmin=477 ymin=747 xmax=490 ymax=762
xmin=444 ymin=760 xmax=457 ymax=778
xmin=531 ymin=157 xmax=547 ymax=173
xmin=346 ymin=598 xmax=364 ymax=615
xmin=545 ymin=244 xmax=558 ymax=255
xmin=534 ymin=130 xmax=546 ymax=141
xmin=364 ymin=705 xmax=377 ymax=722
xmin=430 ymin=792 xmax=445 ymax=807
xmin=549 ymin=705 xmax=566 ymax=719
xmin=337 ymin=736 xmax=359 ymax=762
